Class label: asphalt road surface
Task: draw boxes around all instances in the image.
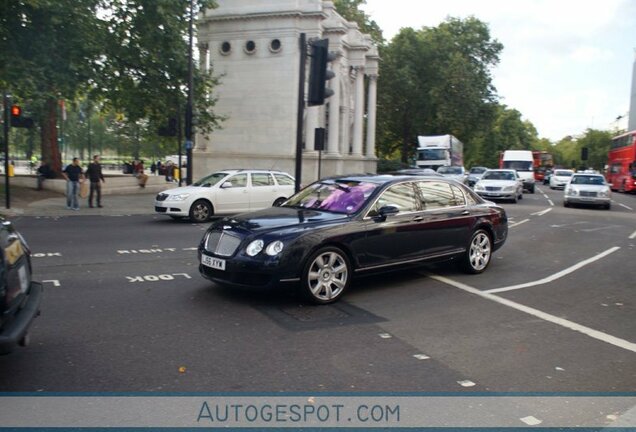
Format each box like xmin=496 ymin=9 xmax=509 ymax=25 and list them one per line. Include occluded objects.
xmin=1 ymin=186 xmax=635 ymax=393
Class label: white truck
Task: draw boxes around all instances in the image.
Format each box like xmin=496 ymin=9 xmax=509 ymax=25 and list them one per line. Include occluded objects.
xmin=415 ymin=135 xmax=463 ymax=171
xmin=499 ymin=150 xmax=535 ymax=193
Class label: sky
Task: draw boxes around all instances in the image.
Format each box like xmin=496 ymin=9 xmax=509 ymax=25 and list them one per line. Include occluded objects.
xmin=361 ymin=0 xmax=636 ymax=141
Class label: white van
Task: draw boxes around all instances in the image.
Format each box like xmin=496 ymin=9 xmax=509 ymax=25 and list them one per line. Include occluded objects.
xmin=500 ymin=150 xmax=535 ymax=193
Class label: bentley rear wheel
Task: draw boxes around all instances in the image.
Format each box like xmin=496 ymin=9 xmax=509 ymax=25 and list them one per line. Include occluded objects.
xmin=461 ymin=229 xmax=492 ymax=274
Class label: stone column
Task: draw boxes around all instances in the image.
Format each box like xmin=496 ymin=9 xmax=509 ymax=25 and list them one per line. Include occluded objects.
xmin=365 ymin=74 xmax=377 ymax=158
xmin=351 ymin=66 xmax=365 ymax=156
xmin=198 ymin=42 xmax=209 ymax=72
xmin=327 ymin=71 xmax=340 ymax=155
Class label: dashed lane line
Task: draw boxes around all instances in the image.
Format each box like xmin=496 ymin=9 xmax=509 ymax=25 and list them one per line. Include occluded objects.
xmin=629 ymin=230 xmax=636 ymax=240
xmin=508 ymin=219 xmax=529 ymax=228
xmin=619 ymin=202 xmax=633 ymax=211
xmin=484 ymin=246 xmax=620 ymax=294
xmin=430 ymin=274 xmax=636 ymax=354
xmin=531 ymin=208 xmax=552 ymax=216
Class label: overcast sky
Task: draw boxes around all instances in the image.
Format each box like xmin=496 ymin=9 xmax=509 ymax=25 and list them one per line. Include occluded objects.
xmin=361 ymin=0 xmax=636 ymax=141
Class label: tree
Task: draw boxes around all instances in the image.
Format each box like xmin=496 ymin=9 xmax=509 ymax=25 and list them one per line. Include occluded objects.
xmin=0 ymin=0 xmax=221 ymax=174
xmin=1 ymin=0 xmax=105 ymax=174
xmin=98 ymin=0 xmax=221 ymax=136
xmin=333 ymin=0 xmax=384 ymax=44
xmin=552 ymin=129 xmax=612 ymax=171
xmin=376 ymin=17 xmax=503 ymax=164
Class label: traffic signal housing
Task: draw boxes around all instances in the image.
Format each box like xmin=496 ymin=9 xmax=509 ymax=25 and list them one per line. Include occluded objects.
xmin=581 ymin=147 xmax=588 ymax=161
xmin=10 ymin=105 xmax=34 ymax=128
xmin=158 ymin=117 xmax=178 ymax=137
xmin=307 ymin=38 xmax=336 ymax=106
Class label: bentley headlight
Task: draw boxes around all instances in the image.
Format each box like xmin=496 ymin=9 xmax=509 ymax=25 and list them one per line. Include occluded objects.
xmin=167 ymin=193 xmax=190 ymax=201
xmin=265 ymin=241 xmax=284 ymax=256
xmin=246 ymin=239 xmax=264 ymax=256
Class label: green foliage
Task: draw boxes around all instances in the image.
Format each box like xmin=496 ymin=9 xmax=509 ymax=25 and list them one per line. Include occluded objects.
xmin=376 ymin=17 xmax=503 ymax=163
xmin=376 ymin=158 xmax=410 ymax=173
xmin=333 ymin=0 xmax=384 ymax=44
xmin=551 ymin=129 xmax=612 ymax=170
xmin=0 ymin=0 xmax=221 ymax=172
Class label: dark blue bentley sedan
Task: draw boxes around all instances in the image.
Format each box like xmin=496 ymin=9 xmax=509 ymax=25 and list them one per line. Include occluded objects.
xmin=198 ymin=174 xmax=508 ymax=304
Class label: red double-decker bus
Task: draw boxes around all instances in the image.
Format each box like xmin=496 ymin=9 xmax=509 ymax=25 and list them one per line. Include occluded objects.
xmin=532 ymin=150 xmax=553 ymax=181
xmin=606 ymin=130 xmax=636 ymax=193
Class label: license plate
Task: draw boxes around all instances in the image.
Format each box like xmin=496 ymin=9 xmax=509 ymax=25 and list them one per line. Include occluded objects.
xmin=202 ymin=255 xmax=226 ymax=271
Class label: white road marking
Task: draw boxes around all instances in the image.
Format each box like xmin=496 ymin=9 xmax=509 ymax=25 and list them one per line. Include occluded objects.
xmin=42 ymin=279 xmax=61 ymax=287
xmin=457 ymin=380 xmax=476 ymax=387
xmin=378 ymin=333 xmax=392 ymax=339
xmin=430 ymin=274 xmax=636 ymax=353
xmin=580 ymin=225 xmax=620 ymax=232
xmin=619 ymin=202 xmax=633 ymax=211
xmin=531 ymin=208 xmax=552 ymax=216
xmin=413 ymin=354 xmax=430 ymax=360
xmin=547 ymin=199 xmax=554 ymax=206
xmin=629 ymin=230 xmax=636 ymax=239
xmin=520 ymin=416 xmax=542 ymax=426
xmin=484 ymin=246 xmax=620 ymax=294
xmin=509 ymin=219 xmax=529 ymax=228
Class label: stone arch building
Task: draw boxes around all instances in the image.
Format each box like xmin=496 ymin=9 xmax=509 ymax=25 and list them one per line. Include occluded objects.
xmin=195 ymin=0 xmax=378 ymax=184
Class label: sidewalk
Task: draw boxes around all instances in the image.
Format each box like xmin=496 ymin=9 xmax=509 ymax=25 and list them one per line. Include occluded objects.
xmin=0 ymin=186 xmax=160 ymax=218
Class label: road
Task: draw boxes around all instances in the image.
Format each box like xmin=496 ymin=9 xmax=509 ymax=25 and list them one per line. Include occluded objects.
xmin=1 ymin=186 xmax=635 ymax=393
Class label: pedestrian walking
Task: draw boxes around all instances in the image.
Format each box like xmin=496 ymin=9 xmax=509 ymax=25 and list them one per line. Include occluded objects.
xmin=62 ymin=157 xmax=85 ymax=210
xmin=36 ymin=159 xmax=54 ymax=190
xmin=85 ymin=154 xmax=105 ymax=208
xmin=134 ymin=160 xmax=149 ymax=188
xmin=165 ymin=160 xmax=174 ymax=182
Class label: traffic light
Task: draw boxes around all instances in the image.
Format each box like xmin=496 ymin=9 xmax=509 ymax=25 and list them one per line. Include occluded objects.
xmin=581 ymin=147 xmax=588 ymax=161
xmin=10 ymin=105 xmax=34 ymax=128
xmin=158 ymin=117 xmax=177 ymax=137
xmin=307 ymin=38 xmax=336 ymax=106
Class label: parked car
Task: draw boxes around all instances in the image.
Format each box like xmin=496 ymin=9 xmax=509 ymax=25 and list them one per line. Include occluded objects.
xmin=155 ymin=169 xmax=296 ymax=222
xmin=436 ymin=165 xmax=466 ymax=182
xmin=549 ymin=169 xmax=574 ymax=189
xmin=0 ymin=218 xmax=43 ymax=355
xmin=564 ymin=173 xmax=612 ymax=209
xmin=198 ymin=174 xmax=508 ymax=304
xmin=464 ymin=166 xmax=489 ymax=187
xmin=473 ymin=169 xmax=524 ymax=203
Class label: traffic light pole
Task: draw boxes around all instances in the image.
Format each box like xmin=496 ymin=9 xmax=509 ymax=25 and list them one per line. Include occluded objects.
xmin=185 ymin=0 xmax=194 ymax=185
xmin=294 ymin=33 xmax=307 ymax=193
xmin=3 ymin=93 xmax=10 ymax=209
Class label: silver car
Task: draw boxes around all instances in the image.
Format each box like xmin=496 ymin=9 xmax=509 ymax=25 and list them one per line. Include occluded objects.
xmin=436 ymin=165 xmax=465 ymax=182
xmin=564 ymin=173 xmax=611 ymax=209
xmin=474 ymin=169 xmax=524 ymax=203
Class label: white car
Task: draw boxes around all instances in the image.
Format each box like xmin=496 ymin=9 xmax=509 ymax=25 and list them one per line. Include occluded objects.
xmin=549 ymin=169 xmax=574 ymax=189
xmin=155 ymin=169 xmax=295 ymax=222
xmin=474 ymin=169 xmax=524 ymax=203
xmin=436 ymin=166 xmax=465 ymax=182
xmin=564 ymin=173 xmax=611 ymax=210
